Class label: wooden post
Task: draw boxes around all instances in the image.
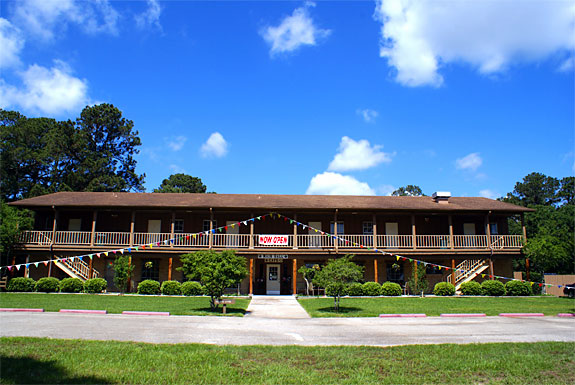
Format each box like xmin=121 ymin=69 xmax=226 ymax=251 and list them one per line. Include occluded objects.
xmin=129 ymin=211 xmax=135 ymax=247
xmin=170 ymin=212 xmax=175 ymax=248
xmin=88 ymin=257 xmax=93 ymax=279
xmin=411 ymin=215 xmax=417 ymax=249
xmin=451 ymin=259 xmax=456 ymax=286
xmin=11 ymin=256 xmax=16 ymax=277
xmin=526 ymin=258 xmax=530 ymax=281
xmin=485 ymin=214 xmax=491 ymax=249
xmin=334 ymin=209 xmax=338 ymax=254
xmin=293 ymin=213 xmax=298 ymax=249
xmin=489 ymin=258 xmax=494 ymax=278
xmin=413 ymin=260 xmax=418 ymax=282
xmin=249 ymin=212 xmax=254 ymax=249
xmin=90 ymin=210 xmax=97 ymax=247
xmin=168 ymin=257 xmax=173 ymax=281
xmin=372 ymin=214 xmax=377 ymax=248
xmin=209 ymin=208 xmax=214 ymax=249
xmin=249 ymin=258 xmax=254 ymax=295
xmin=292 ymin=258 xmax=297 ymax=295
xmin=374 ymin=258 xmax=378 ymax=283
xmin=520 ymin=213 xmax=527 ymax=244
xmin=448 ymin=215 xmax=454 ymax=250
xmin=24 ymin=255 xmax=30 ymax=278
xmin=51 ymin=209 xmax=58 ymax=246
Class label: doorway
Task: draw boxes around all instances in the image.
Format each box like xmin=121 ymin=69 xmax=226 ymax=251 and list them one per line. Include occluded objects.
xmin=266 ymin=264 xmax=281 ymax=295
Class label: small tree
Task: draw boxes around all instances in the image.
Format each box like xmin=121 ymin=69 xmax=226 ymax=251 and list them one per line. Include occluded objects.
xmin=113 ymin=255 xmax=134 ymax=294
xmin=298 ymin=264 xmax=320 ymax=296
xmin=313 ymin=255 xmax=364 ymax=311
xmin=178 ymin=250 xmax=248 ymax=311
xmin=407 ymin=263 xmax=428 ymax=295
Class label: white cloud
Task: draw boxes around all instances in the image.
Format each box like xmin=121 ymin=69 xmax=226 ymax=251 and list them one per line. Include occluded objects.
xmin=559 ymin=57 xmax=575 ymax=72
xmin=200 ymin=132 xmax=229 ymax=158
xmin=306 ymin=172 xmax=376 ymax=195
xmin=135 ymin=0 xmax=162 ymax=31
xmin=0 ymin=61 xmax=89 ymax=115
xmin=12 ymin=0 xmax=120 ymax=41
xmin=0 ymin=18 xmax=24 ymax=69
xmin=165 ymin=136 xmax=187 ymax=152
xmin=328 ymin=136 xmax=393 ymax=172
xmin=374 ymin=0 xmax=575 ymax=87
xmin=169 ymin=164 xmax=186 ymax=174
xmin=479 ymin=189 xmax=499 ymax=200
xmin=356 ymin=108 xmax=379 ymax=123
xmin=455 ymin=153 xmax=483 ymax=172
xmin=261 ymin=2 xmax=331 ymax=56
xmin=378 ymin=184 xmax=396 ymax=196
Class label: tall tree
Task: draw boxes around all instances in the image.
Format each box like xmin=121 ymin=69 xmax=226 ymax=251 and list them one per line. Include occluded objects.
xmin=153 ymin=174 xmax=207 ymax=193
xmin=392 ymin=185 xmax=424 ymax=196
xmin=503 ymin=172 xmax=560 ymax=206
xmin=0 ymin=201 xmax=33 ymax=266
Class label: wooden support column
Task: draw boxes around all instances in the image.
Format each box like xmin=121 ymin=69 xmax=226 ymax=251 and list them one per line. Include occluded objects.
xmin=448 ymin=215 xmax=454 ymax=250
xmin=129 ymin=211 xmax=135 ymax=247
xmin=51 ymin=209 xmax=58 ymax=246
xmin=520 ymin=213 xmax=527 ymax=244
xmin=24 ymin=255 xmax=30 ymax=278
xmin=249 ymin=258 xmax=254 ymax=295
xmin=411 ymin=215 xmax=417 ymax=249
xmin=489 ymin=258 xmax=494 ymax=278
xmin=413 ymin=260 xmax=418 ymax=286
xmin=209 ymin=208 xmax=214 ymax=249
xmin=168 ymin=257 xmax=173 ymax=280
xmin=374 ymin=258 xmax=378 ymax=283
xmin=293 ymin=214 xmax=298 ymax=249
xmin=88 ymin=257 xmax=93 ymax=279
xmin=170 ymin=212 xmax=175 ymax=248
xmin=90 ymin=210 xmax=97 ymax=247
xmin=451 ymin=259 xmax=456 ymax=286
xmin=485 ymin=213 xmax=491 ymax=249
xmin=334 ymin=209 xmax=338 ymax=254
xmin=11 ymin=256 xmax=16 ymax=277
xmin=249 ymin=212 xmax=254 ymax=249
xmin=292 ymin=258 xmax=297 ymax=295
xmin=372 ymin=214 xmax=378 ymax=248
xmin=526 ymin=258 xmax=531 ymax=281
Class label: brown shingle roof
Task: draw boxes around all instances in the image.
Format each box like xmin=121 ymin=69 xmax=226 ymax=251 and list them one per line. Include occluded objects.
xmin=9 ymin=192 xmax=533 ymax=213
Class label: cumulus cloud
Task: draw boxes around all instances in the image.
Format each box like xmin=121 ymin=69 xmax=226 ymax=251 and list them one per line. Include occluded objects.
xmin=479 ymin=189 xmax=499 ymax=200
xmin=0 ymin=18 xmax=24 ymax=69
xmin=12 ymin=0 xmax=120 ymax=40
xmin=306 ymin=172 xmax=376 ymax=195
xmin=200 ymin=132 xmax=229 ymax=158
xmin=169 ymin=164 xmax=186 ymax=174
xmin=135 ymin=0 xmax=162 ymax=31
xmin=356 ymin=108 xmax=379 ymax=123
xmin=0 ymin=61 xmax=89 ymax=115
xmin=165 ymin=136 xmax=187 ymax=152
xmin=455 ymin=152 xmax=483 ymax=171
xmin=328 ymin=136 xmax=393 ymax=172
xmin=374 ymin=0 xmax=575 ymax=87
xmin=261 ymin=2 xmax=331 ymax=56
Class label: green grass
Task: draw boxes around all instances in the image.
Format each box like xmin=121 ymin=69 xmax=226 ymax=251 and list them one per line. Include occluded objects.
xmin=0 ymin=337 xmax=573 ymax=384
xmin=298 ymin=296 xmax=575 ymax=317
xmin=0 ymin=293 xmax=250 ymax=316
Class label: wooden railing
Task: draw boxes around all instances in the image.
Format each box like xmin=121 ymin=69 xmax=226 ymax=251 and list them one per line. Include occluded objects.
xmin=17 ymin=231 xmax=524 ymax=250
xmin=55 ymin=256 xmax=100 ymax=280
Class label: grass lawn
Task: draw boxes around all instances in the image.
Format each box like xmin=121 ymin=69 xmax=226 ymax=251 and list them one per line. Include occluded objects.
xmin=298 ymin=296 xmax=575 ymax=317
xmin=0 ymin=293 xmax=250 ymax=316
xmin=0 ymin=337 xmax=573 ymax=384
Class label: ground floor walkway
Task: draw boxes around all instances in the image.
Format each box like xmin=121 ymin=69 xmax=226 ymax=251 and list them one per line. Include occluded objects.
xmin=1 ymin=312 xmax=573 ymax=346
xmin=245 ymin=295 xmax=310 ymax=319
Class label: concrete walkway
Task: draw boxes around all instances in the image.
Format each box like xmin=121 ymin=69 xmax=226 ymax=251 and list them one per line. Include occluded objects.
xmin=245 ymin=295 xmax=311 ymax=319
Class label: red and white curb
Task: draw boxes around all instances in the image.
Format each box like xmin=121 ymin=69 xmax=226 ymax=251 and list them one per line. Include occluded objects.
xmin=0 ymin=308 xmax=44 ymax=312
xmin=557 ymin=313 xmax=575 ymax=318
xmin=440 ymin=313 xmax=486 ymax=317
xmin=122 ymin=311 xmax=170 ymax=316
xmin=499 ymin=313 xmax=545 ymax=317
xmin=60 ymin=309 xmax=107 ymax=314
xmin=379 ymin=314 xmax=427 ymax=318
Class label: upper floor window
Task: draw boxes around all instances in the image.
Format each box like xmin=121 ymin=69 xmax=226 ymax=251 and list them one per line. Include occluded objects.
xmin=489 ymin=223 xmax=499 ymax=235
xmin=330 ymin=221 xmax=344 ymax=235
xmin=68 ymin=218 xmax=81 ymax=231
xmin=203 ymin=220 xmax=217 ymax=232
xmin=463 ymin=223 xmax=476 ymax=235
xmin=363 ymin=221 xmax=374 ymax=235
xmin=174 ymin=219 xmax=184 ymax=233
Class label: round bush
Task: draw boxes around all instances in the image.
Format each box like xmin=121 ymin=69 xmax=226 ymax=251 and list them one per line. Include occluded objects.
xmin=181 ymin=281 xmax=203 ymax=296
xmin=7 ymin=277 xmax=36 ymax=292
xmin=346 ymin=282 xmax=364 ymax=296
xmin=459 ymin=281 xmax=483 ymax=296
xmin=161 ymin=280 xmax=182 ymax=296
xmin=83 ymin=278 xmax=107 ymax=293
xmin=481 ymin=280 xmax=506 ymax=296
xmin=59 ymin=277 xmax=83 ymax=293
xmin=362 ymin=282 xmax=382 ymax=296
xmin=433 ymin=282 xmax=455 ymax=296
xmin=505 ymin=280 xmax=532 ymax=296
xmin=381 ymin=282 xmax=402 ymax=296
xmin=137 ymin=279 xmax=160 ymax=295
xmin=35 ymin=277 xmax=60 ymax=293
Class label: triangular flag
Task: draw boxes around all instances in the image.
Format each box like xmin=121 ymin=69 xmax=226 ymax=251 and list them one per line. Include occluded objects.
xmin=16 ymin=265 xmax=21 ymax=270
xmin=396 ymin=256 xmax=400 ymax=261
xmin=34 ymin=262 xmax=39 ymax=267
xmin=104 ymin=252 xmax=109 ymax=256
xmin=7 ymin=266 xmax=12 ymax=271
xmin=43 ymin=261 xmax=48 ymax=266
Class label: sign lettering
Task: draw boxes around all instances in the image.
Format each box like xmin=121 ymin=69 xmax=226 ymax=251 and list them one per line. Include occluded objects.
xmin=258 ymin=235 xmax=289 ymax=246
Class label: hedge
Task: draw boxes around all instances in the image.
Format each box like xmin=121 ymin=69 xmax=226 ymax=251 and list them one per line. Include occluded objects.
xmin=459 ymin=281 xmax=483 ymax=296
xmin=7 ymin=277 xmax=36 ymax=292
xmin=433 ymin=282 xmax=455 ymax=296
xmin=161 ymin=280 xmax=182 ymax=296
xmin=481 ymin=280 xmax=506 ymax=296
xmin=346 ymin=282 xmax=364 ymax=296
xmin=505 ymin=280 xmax=532 ymax=296
xmin=137 ymin=280 xmax=161 ymax=295
xmin=362 ymin=282 xmax=381 ymax=296
xmin=380 ymin=282 xmax=402 ymax=296
xmin=59 ymin=278 xmax=83 ymax=293
xmin=35 ymin=277 xmax=60 ymax=293
xmin=83 ymin=278 xmax=107 ymax=294
xmin=181 ymin=281 xmax=203 ymax=296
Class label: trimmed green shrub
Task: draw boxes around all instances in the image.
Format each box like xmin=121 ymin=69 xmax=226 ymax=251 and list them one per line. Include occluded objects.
xmin=505 ymin=280 xmax=532 ymax=296
xmin=362 ymin=282 xmax=382 ymax=296
xmin=35 ymin=277 xmax=60 ymax=293
xmin=161 ymin=280 xmax=182 ymax=296
xmin=459 ymin=281 xmax=483 ymax=296
xmin=137 ymin=279 xmax=160 ymax=295
xmin=83 ymin=278 xmax=107 ymax=294
xmin=381 ymin=281 xmax=402 ymax=296
xmin=481 ymin=280 xmax=506 ymax=296
xmin=346 ymin=282 xmax=364 ymax=296
xmin=181 ymin=281 xmax=203 ymax=296
xmin=59 ymin=278 xmax=83 ymax=293
xmin=433 ymin=282 xmax=455 ymax=296
xmin=7 ymin=277 xmax=36 ymax=292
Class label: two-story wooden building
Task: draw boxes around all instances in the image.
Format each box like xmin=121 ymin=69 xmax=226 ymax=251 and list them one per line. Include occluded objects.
xmin=9 ymin=191 xmax=531 ymax=294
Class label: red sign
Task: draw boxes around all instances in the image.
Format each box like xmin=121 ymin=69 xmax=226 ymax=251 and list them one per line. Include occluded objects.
xmin=258 ymin=235 xmax=289 ymax=246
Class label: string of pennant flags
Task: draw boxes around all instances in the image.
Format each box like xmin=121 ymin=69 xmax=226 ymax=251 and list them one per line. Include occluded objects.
xmin=0 ymin=212 xmax=562 ymax=290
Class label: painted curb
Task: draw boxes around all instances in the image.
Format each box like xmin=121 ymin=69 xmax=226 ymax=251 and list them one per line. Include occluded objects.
xmin=557 ymin=313 xmax=575 ymax=317
xmin=122 ymin=311 xmax=170 ymax=316
xmin=60 ymin=309 xmax=107 ymax=314
xmin=440 ymin=313 xmax=486 ymax=317
xmin=499 ymin=313 xmax=545 ymax=317
xmin=379 ymin=314 xmax=427 ymax=318
xmin=0 ymin=308 xmax=44 ymax=312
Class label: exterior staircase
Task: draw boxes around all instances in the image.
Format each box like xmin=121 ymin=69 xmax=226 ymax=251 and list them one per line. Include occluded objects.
xmin=53 ymin=257 xmax=100 ymax=281
xmin=446 ymin=259 xmax=489 ymax=292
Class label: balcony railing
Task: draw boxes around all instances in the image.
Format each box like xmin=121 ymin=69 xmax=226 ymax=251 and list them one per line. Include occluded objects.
xmin=17 ymin=231 xmax=524 ymax=251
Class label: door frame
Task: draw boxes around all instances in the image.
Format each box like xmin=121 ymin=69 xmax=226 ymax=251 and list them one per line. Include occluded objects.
xmin=266 ymin=263 xmax=281 ymax=295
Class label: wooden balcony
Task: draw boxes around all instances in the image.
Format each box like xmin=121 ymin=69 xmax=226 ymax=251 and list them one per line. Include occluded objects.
xmin=17 ymin=231 xmax=524 ymax=253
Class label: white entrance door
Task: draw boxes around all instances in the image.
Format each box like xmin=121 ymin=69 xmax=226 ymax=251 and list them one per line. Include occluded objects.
xmin=266 ymin=264 xmax=281 ymax=295
xmin=385 ymin=222 xmax=399 ymax=247
xmin=309 ymin=221 xmax=322 ymax=248
xmin=226 ymin=221 xmax=239 ymax=246
xmin=148 ymin=220 xmax=162 ymax=243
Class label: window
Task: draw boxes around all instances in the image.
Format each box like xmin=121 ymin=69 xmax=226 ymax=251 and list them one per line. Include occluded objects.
xmin=141 ymin=259 xmax=160 ymax=281
xmin=463 ymin=223 xmax=476 ymax=235
xmin=68 ymin=218 xmax=81 ymax=231
xmin=174 ymin=219 xmax=184 ymax=233
xmin=330 ymin=221 xmax=344 ymax=234
xmin=363 ymin=221 xmax=374 ymax=235
xmin=203 ymin=220 xmax=217 ymax=232
xmin=489 ymin=223 xmax=499 ymax=235
xmin=386 ymin=263 xmax=404 ymax=284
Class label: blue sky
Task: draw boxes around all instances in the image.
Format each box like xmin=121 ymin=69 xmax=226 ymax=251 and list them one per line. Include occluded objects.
xmin=1 ymin=0 xmax=573 ymax=198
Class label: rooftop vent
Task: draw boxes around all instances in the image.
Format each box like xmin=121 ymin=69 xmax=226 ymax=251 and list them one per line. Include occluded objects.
xmin=432 ymin=191 xmax=451 ymax=204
